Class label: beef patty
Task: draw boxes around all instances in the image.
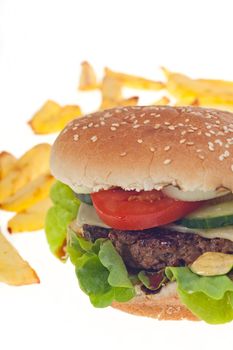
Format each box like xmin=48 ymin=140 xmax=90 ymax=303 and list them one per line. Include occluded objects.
xmin=83 ymin=224 xmax=233 ymax=271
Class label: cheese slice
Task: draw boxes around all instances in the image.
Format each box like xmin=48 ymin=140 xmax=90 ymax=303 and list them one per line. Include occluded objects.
xmin=166 ymin=224 xmax=233 ymax=242
xmin=76 ymin=203 xmax=110 ymax=228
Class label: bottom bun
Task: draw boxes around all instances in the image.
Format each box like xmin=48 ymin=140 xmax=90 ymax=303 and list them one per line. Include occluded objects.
xmin=112 ymin=282 xmax=198 ymax=321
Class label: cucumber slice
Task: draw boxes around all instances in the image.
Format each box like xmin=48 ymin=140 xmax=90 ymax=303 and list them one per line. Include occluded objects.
xmin=178 ymin=200 xmax=233 ymax=229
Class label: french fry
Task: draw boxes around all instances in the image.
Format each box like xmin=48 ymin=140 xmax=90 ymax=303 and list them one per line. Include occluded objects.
xmin=78 ymin=61 xmax=99 ymax=90
xmin=100 ymin=73 xmax=139 ymax=109
xmin=8 ymin=198 xmax=52 ymax=233
xmin=152 ymin=96 xmax=171 ymax=106
xmin=0 ymin=144 xmax=51 ymax=203
xmin=0 ymin=152 xmax=17 ymax=179
xmin=100 ymin=74 xmax=123 ymax=109
xmin=1 ymin=173 xmax=54 ymax=212
xmin=28 ymin=100 xmax=82 ymax=134
xmin=105 ymin=67 xmax=165 ymax=90
xmin=162 ymin=67 xmax=233 ymax=107
xmin=100 ymin=96 xmax=139 ymax=110
xmin=0 ymin=230 xmax=39 ymax=285
xmin=102 ymin=75 xmax=122 ymax=101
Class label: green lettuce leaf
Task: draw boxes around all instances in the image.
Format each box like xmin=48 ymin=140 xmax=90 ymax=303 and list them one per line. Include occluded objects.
xmin=166 ymin=266 xmax=233 ymax=324
xmin=45 ymin=181 xmax=80 ymax=259
xmin=67 ymin=227 xmax=135 ymax=307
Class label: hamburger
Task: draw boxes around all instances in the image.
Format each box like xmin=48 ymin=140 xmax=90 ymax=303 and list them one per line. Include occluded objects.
xmin=46 ymin=105 xmax=233 ymax=324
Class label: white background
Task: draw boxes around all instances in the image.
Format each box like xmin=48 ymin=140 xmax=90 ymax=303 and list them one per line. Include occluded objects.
xmin=1 ymin=1 xmax=233 ymax=349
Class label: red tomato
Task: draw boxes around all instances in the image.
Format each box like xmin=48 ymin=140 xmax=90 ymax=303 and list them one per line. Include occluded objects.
xmin=91 ymin=188 xmax=202 ymax=230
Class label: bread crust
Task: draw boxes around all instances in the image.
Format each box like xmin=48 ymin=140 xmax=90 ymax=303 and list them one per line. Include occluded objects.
xmin=51 ymin=106 xmax=233 ymax=194
xmin=112 ymin=283 xmax=198 ymax=321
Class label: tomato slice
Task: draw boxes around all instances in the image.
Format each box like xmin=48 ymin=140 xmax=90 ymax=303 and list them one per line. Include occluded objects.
xmin=91 ymin=188 xmax=202 ymax=230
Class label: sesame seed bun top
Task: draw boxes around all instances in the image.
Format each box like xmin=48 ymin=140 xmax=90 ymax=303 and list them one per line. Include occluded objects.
xmin=50 ymin=105 xmax=233 ymax=193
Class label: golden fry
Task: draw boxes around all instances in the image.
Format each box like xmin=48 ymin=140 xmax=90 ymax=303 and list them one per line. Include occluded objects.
xmin=0 ymin=152 xmax=17 ymax=179
xmin=0 ymin=230 xmax=39 ymax=285
xmin=162 ymin=67 xmax=233 ymax=107
xmin=105 ymin=67 xmax=165 ymax=90
xmin=100 ymin=96 xmax=139 ymax=110
xmin=1 ymin=173 xmax=54 ymax=212
xmin=152 ymin=96 xmax=171 ymax=106
xmin=0 ymin=143 xmax=51 ymax=203
xmin=28 ymin=100 xmax=82 ymax=134
xmin=8 ymin=198 xmax=52 ymax=233
xmin=78 ymin=61 xmax=99 ymax=90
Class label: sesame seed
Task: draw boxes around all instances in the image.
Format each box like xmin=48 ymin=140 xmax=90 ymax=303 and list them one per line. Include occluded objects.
xmin=140 ymin=113 xmax=146 ymax=117
xmin=112 ymin=123 xmax=120 ymax=127
xmin=197 ymin=131 xmax=202 ymax=135
xmin=181 ymin=130 xmax=186 ymax=135
xmin=164 ymin=146 xmax=171 ymax=151
xmin=62 ymin=128 xmax=68 ymax=134
xmin=82 ymin=126 xmax=88 ymax=130
xmin=94 ymin=124 xmax=99 ymax=128
xmin=164 ymin=159 xmax=172 ymax=165
xmin=225 ymin=144 xmax=230 ymax=148
xmin=121 ymin=121 xmax=127 ymax=125
xmin=185 ymin=118 xmax=190 ymax=122
xmin=187 ymin=142 xmax=194 ymax=146
xmin=133 ymin=125 xmax=140 ymax=128
xmin=205 ymin=132 xmax=211 ymax=137
xmin=180 ymin=139 xmax=186 ymax=144
xmin=208 ymin=142 xmax=214 ymax=151
xmin=219 ymin=150 xmax=230 ymax=159
xmin=168 ymin=125 xmax=175 ymax=130
xmin=188 ymin=129 xmax=194 ymax=133
xmin=74 ymin=123 xmax=80 ymax=127
xmin=73 ymin=134 xmax=79 ymax=141
xmin=164 ymin=122 xmax=170 ymax=126
xmin=196 ymin=149 xmax=202 ymax=153
xmin=137 ymin=139 xmax=143 ymax=143
xmin=198 ymin=154 xmax=205 ymax=160
xmin=231 ymin=165 xmax=233 ymax=172
xmin=88 ymin=122 xmax=93 ymax=127
xmin=133 ymin=119 xmax=138 ymax=124
xmin=206 ymin=125 xmax=212 ymax=129
xmin=178 ymin=123 xmax=184 ymax=127
xmin=214 ymin=139 xmax=223 ymax=146
xmin=154 ymin=124 xmax=160 ymax=129
xmin=91 ymin=135 xmax=97 ymax=142
xmin=120 ymin=152 xmax=127 ymax=157
xmin=111 ymin=127 xmax=116 ymax=131
xmin=144 ymin=120 xmax=150 ymax=124
xmin=150 ymin=147 xmax=155 ymax=152
xmin=100 ymin=121 xmax=105 ymax=126
xmin=72 ymin=126 xmax=78 ymax=130
xmin=104 ymin=112 xmax=113 ymax=117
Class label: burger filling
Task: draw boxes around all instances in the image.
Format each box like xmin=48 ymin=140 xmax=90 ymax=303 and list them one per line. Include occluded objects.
xmin=45 ymin=181 xmax=233 ymax=324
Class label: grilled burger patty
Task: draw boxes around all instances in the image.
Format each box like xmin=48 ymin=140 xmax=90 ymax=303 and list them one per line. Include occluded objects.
xmin=83 ymin=224 xmax=233 ymax=271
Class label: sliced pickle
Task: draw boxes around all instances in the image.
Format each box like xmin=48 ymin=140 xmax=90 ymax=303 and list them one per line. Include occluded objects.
xmin=190 ymin=252 xmax=233 ymax=276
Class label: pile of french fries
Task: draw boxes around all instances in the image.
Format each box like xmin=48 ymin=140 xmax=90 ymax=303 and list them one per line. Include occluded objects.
xmin=1 ymin=62 xmax=233 ymax=286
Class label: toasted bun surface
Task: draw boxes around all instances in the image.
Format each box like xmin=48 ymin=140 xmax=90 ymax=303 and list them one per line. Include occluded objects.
xmin=51 ymin=106 xmax=233 ymax=193
xmin=112 ymin=283 xmax=198 ymax=321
